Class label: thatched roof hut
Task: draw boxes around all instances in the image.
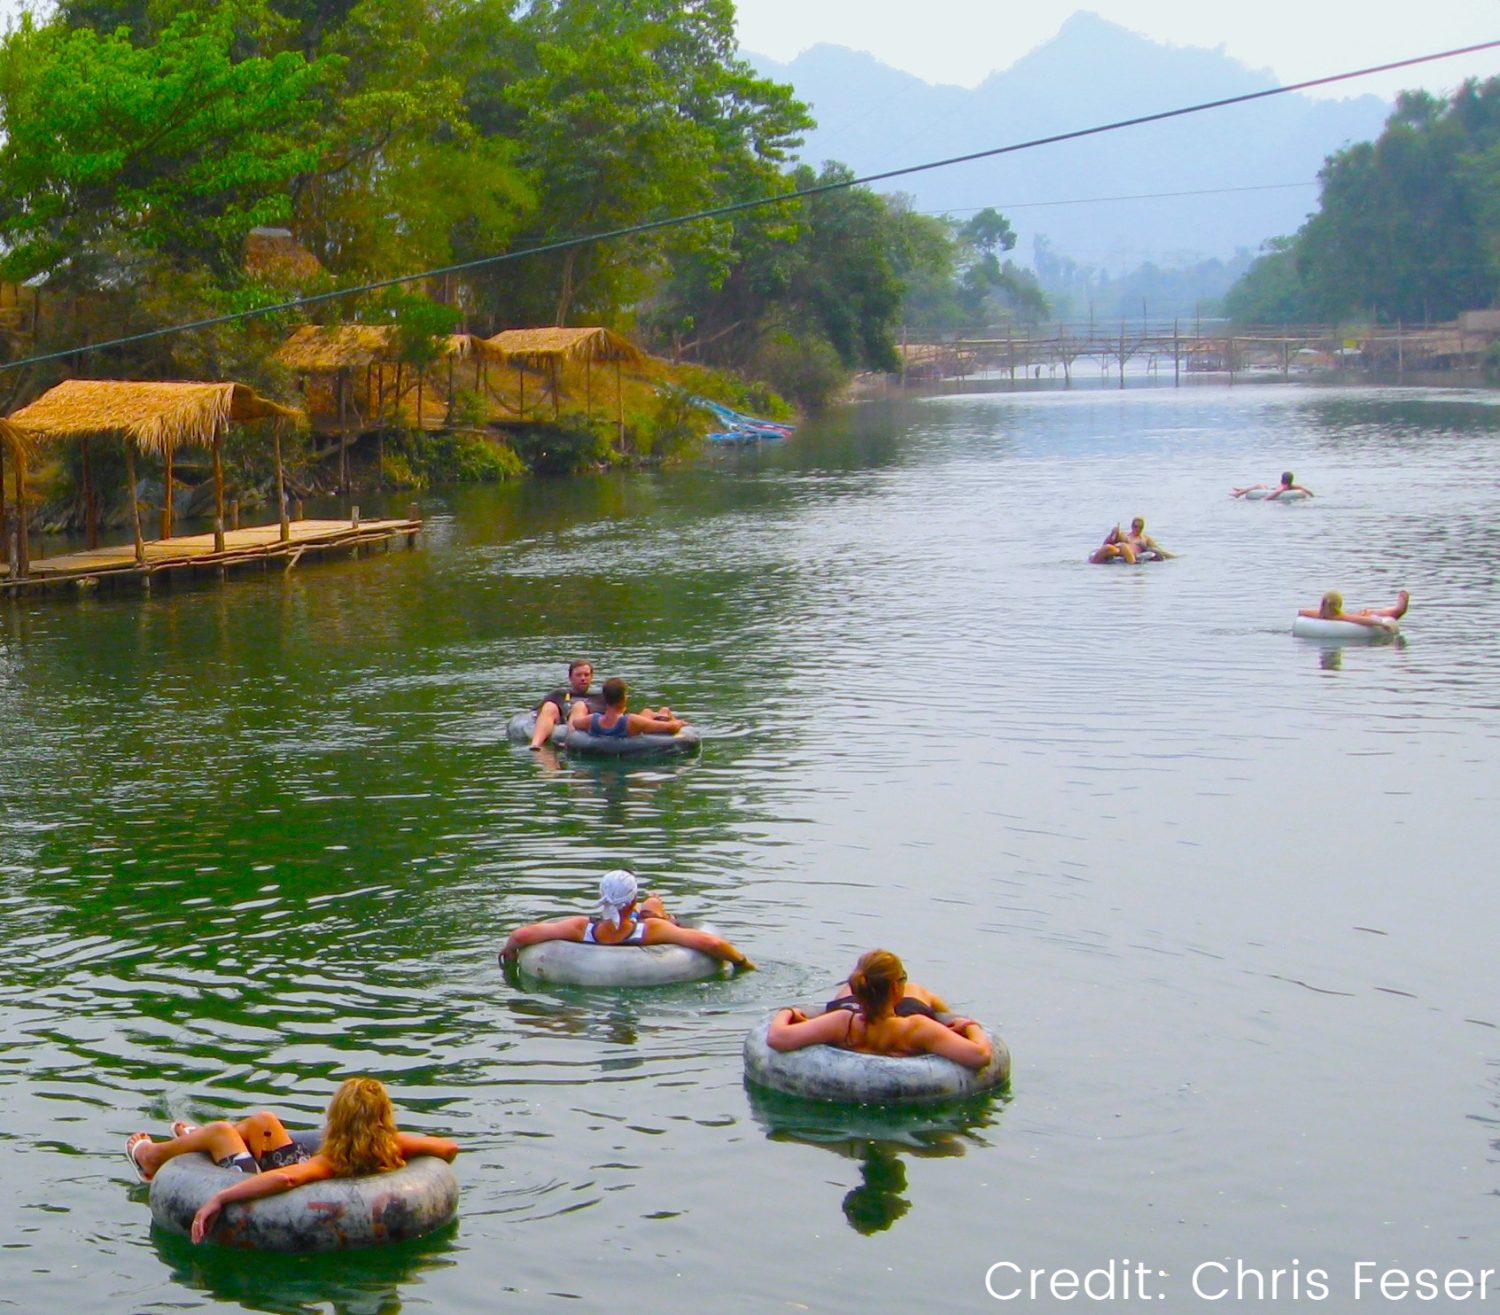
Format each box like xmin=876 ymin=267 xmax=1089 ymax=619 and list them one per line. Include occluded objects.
xmin=480 ymin=326 xmax=646 ymax=369
xmin=9 ymin=379 xmax=299 ymax=454
xmin=7 ymin=379 xmax=302 ymax=563
xmin=243 ymin=227 xmax=325 ymax=287
xmin=275 ymin=324 xmax=472 ymax=372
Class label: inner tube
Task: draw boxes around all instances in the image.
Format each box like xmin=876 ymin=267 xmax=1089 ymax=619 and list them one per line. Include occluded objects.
xmin=1243 ymin=488 xmax=1310 ymax=501
xmin=514 ymin=936 xmax=726 ymax=986
xmin=1092 ymin=549 xmax=1162 ymax=564
xmin=742 ymin=1012 xmax=1011 ymax=1105
xmin=560 ymin=725 xmax=701 ymax=758
xmin=148 ymin=1131 xmax=459 ymax=1252
xmin=506 ymin=710 xmax=564 ymax=746
xmin=1291 ymin=615 xmax=1399 ymax=641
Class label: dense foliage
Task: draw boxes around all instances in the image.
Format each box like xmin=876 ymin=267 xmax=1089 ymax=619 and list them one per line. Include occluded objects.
xmin=1226 ymin=78 xmax=1500 ymax=325
xmin=0 ymin=0 xmax=1003 ymax=416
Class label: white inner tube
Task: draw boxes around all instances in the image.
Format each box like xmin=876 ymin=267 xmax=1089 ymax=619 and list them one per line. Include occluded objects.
xmin=1242 ymin=487 xmax=1310 ymax=501
xmin=742 ymin=1012 xmax=1011 ymax=1104
xmin=147 ymin=1131 xmax=459 ymax=1252
xmin=515 ymin=936 xmax=726 ymax=986
xmin=1291 ymin=615 xmax=1399 ymax=641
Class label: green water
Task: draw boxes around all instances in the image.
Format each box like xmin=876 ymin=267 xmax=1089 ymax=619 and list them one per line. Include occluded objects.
xmin=4 ymin=382 xmax=1500 ymax=1312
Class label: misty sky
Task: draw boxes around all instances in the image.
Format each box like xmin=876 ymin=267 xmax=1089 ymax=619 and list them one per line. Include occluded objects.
xmin=733 ymin=1 xmax=1498 ymax=100
xmin=0 ymin=1 xmax=1494 ymax=101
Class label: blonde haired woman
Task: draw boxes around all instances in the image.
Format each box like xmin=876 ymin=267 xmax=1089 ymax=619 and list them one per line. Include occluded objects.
xmin=1299 ymin=589 xmax=1410 ymax=629
xmin=124 ymin=1078 xmax=458 ymax=1243
xmin=767 ymin=950 xmax=991 ymax=1068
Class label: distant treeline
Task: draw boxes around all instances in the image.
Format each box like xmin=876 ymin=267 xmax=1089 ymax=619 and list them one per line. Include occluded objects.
xmin=1226 ymin=78 xmax=1500 ymax=325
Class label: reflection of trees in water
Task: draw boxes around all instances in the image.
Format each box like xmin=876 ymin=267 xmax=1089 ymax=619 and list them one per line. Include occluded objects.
xmin=745 ymin=1083 xmax=1005 ymax=1236
xmin=154 ymin=1220 xmax=458 ymax=1315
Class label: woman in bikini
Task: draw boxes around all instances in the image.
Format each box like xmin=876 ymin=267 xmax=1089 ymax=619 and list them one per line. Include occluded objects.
xmin=498 ymin=868 xmax=756 ymax=970
xmin=124 ymin=1077 xmax=458 ymax=1243
xmin=767 ymin=949 xmax=991 ymax=1067
xmin=1299 ymin=589 xmax=1410 ymax=629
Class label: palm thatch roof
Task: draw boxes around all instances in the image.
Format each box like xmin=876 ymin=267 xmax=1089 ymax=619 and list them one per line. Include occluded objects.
xmin=8 ymin=380 xmax=301 ymax=455
xmin=275 ymin=324 xmax=474 ymax=372
xmin=481 ymin=327 xmax=647 ymax=369
xmin=0 ymin=416 xmax=27 ymax=459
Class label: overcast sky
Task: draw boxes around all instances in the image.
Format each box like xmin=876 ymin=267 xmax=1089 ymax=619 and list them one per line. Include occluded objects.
xmin=0 ymin=0 xmax=1494 ymax=101
xmin=733 ymin=1 xmax=1499 ymax=100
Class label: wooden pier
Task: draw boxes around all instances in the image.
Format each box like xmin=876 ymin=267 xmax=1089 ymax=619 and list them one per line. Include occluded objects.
xmin=2 ymin=514 xmax=421 ymax=598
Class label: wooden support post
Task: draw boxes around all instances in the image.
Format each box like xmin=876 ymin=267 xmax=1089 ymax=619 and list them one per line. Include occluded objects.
xmin=211 ymin=420 xmax=226 ymax=553
xmin=0 ymin=440 xmax=9 ymax=572
xmin=295 ymin=499 xmax=304 ymax=522
xmin=83 ymin=435 xmax=100 ymax=547
xmin=585 ymin=355 xmax=593 ymax=420
xmin=447 ymin=354 xmax=455 ymax=424
xmin=160 ymin=443 xmax=173 ymax=539
xmin=274 ymin=424 xmax=290 ymax=543
xmin=123 ymin=444 xmax=144 ymax=565
xmin=230 ymin=498 xmax=240 ymax=532
xmin=551 ymin=357 xmax=560 ymax=419
xmin=1281 ymin=337 xmax=1289 ymax=381
xmin=15 ymin=448 xmax=27 ymax=578
xmin=338 ymin=368 xmax=351 ymax=496
xmin=1173 ymin=319 xmax=1180 ymax=387
xmin=1118 ymin=323 xmax=1126 ymax=388
xmin=1228 ymin=334 xmax=1236 ymax=385
xmin=351 ymin=504 xmax=360 ymax=529
xmin=616 ymin=358 xmax=624 ymax=449
xmin=517 ymin=364 xmax=525 ymax=420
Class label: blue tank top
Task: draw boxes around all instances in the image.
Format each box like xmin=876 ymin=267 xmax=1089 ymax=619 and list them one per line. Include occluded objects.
xmin=588 ymin=713 xmax=630 ymax=738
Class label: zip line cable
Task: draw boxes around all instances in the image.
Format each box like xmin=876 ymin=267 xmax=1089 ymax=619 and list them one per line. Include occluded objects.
xmin=3 ymin=37 xmax=1496 ymax=375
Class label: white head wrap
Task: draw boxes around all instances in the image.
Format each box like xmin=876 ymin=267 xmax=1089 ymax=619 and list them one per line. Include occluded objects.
xmin=592 ymin=869 xmax=639 ymax=926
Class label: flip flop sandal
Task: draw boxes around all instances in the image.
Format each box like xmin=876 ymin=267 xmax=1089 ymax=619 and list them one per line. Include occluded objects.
xmin=171 ymin=1121 xmax=197 ymax=1139
xmin=124 ymin=1132 xmax=154 ymax=1182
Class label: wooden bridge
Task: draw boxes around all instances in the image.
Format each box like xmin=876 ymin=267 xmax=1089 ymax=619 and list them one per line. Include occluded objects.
xmin=896 ymin=317 xmax=1500 ymax=386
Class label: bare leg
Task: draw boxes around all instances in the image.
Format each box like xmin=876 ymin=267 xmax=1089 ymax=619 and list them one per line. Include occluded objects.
xmin=529 ymin=702 xmax=559 ymax=750
xmin=1387 ymin=590 xmax=1411 ymax=619
xmin=131 ymin=1110 xmax=295 ymax=1180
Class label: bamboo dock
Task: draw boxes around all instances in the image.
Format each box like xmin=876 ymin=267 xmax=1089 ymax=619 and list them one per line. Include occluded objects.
xmin=2 ymin=513 xmax=421 ymax=598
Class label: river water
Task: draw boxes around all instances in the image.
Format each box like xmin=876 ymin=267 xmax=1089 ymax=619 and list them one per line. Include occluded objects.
xmin=2 ymin=381 xmax=1499 ymax=1313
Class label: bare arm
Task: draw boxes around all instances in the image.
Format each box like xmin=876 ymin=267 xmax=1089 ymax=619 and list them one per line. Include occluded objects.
xmin=909 ymin=1016 xmax=993 ymax=1069
xmin=627 ymin=711 xmax=684 ymax=735
xmin=644 ymin=921 xmax=755 ymax=971
xmin=500 ymin=916 xmax=589 ymax=960
xmin=191 ymin=1156 xmax=336 ymax=1242
xmin=766 ymin=1007 xmax=852 ymax=1052
xmin=395 ymin=1131 xmax=459 ymax=1162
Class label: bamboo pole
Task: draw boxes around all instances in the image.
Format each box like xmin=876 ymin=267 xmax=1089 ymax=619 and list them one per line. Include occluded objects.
xmin=274 ymin=422 xmax=289 ymax=542
xmin=159 ymin=441 xmax=173 ymax=540
xmin=211 ymin=418 xmax=226 ymax=553
xmin=123 ymin=443 xmax=144 ymax=565
xmin=14 ymin=447 xmax=28 ymax=578
xmin=0 ymin=438 xmax=8 ymax=571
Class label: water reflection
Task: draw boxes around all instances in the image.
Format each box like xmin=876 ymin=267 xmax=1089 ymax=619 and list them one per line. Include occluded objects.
xmin=151 ymin=1222 xmax=459 ymax=1315
xmin=525 ymin=748 xmax=697 ymax=822
xmin=744 ymin=1084 xmax=1002 ymax=1235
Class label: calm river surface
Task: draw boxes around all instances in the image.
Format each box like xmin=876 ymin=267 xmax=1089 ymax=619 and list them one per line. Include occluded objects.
xmin=3 ymin=381 xmax=1500 ymax=1313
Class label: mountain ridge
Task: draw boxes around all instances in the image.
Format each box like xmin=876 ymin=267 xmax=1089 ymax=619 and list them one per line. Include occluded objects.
xmin=745 ymin=12 xmax=1389 ymax=270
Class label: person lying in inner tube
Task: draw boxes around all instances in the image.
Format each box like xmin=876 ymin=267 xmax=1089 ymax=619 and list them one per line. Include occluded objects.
xmin=123 ymin=1077 xmax=459 ymax=1244
xmin=568 ymin=676 xmax=685 ymax=739
xmin=529 ymin=658 xmax=605 ymax=749
xmin=1123 ymin=516 xmax=1173 ymax=560
xmin=1233 ymin=471 xmax=1315 ymax=499
xmin=1299 ymin=589 xmax=1410 ymax=629
xmin=826 ymin=949 xmax=951 ymax=1017
xmin=499 ymin=868 xmax=756 ymax=971
xmin=1088 ymin=526 xmax=1137 ymax=564
xmin=767 ymin=949 xmax=991 ymax=1067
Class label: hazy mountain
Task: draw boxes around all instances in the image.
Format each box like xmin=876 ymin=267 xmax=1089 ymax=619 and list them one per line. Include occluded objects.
xmin=746 ymin=12 xmax=1390 ymax=272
